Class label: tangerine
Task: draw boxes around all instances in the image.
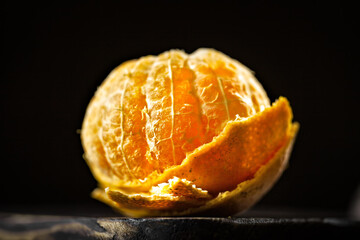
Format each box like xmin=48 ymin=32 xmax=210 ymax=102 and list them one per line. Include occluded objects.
xmin=81 ymin=48 xmax=298 ymax=217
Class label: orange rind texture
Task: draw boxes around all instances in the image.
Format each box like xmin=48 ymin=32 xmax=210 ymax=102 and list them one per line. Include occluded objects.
xmin=81 ymin=48 xmax=298 ymax=217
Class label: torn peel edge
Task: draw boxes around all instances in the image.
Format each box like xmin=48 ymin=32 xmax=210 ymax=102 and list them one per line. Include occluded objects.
xmin=91 ymin=178 xmax=212 ymax=214
xmin=142 ymin=97 xmax=294 ymax=194
xmin=91 ymin=122 xmax=299 ymax=217
xmin=192 ymin=122 xmax=300 ymax=217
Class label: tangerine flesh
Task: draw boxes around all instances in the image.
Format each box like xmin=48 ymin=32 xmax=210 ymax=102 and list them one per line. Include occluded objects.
xmin=81 ymin=48 xmax=298 ymax=217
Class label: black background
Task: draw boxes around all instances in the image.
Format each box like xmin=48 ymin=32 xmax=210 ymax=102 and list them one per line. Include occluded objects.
xmin=1 ymin=1 xmax=358 ymax=216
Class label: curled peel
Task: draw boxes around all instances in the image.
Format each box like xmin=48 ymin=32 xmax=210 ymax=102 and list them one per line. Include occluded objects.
xmin=92 ymin=97 xmax=299 ymax=217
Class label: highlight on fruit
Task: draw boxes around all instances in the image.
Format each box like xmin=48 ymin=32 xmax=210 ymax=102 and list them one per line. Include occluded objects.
xmin=81 ymin=48 xmax=299 ymax=217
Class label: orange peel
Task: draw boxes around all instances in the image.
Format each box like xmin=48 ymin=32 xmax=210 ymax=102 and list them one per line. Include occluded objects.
xmin=81 ymin=48 xmax=298 ymax=217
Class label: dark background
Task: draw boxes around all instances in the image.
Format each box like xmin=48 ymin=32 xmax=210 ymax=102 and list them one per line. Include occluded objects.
xmin=1 ymin=1 xmax=358 ymax=216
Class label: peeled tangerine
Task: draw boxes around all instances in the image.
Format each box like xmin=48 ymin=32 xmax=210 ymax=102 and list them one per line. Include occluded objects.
xmin=81 ymin=48 xmax=299 ymax=217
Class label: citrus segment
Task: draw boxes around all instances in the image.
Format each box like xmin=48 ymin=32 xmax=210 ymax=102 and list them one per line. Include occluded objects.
xmin=99 ymin=57 xmax=156 ymax=184
xmin=143 ymin=51 xmax=205 ymax=170
xmin=188 ymin=49 xmax=270 ymax=143
xmin=81 ymin=60 xmax=138 ymax=187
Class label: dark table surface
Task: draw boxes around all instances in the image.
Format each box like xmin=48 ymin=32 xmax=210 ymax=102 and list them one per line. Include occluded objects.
xmin=1 ymin=205 xmax=359 ymax=240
